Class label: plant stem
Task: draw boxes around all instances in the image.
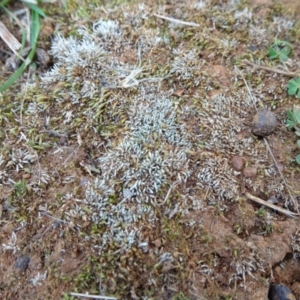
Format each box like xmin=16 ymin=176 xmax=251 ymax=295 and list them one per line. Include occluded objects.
xmin=243 ymin=59 xmax=300 ymax=77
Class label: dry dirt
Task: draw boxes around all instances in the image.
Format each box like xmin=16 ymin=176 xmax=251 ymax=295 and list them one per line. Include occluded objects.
xmin=1 ymin=0 xmax=300 ymax=299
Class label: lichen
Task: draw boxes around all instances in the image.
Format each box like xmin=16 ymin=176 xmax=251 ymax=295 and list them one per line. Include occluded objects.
xmin=1 ymin=0 xmax=300 ymax=298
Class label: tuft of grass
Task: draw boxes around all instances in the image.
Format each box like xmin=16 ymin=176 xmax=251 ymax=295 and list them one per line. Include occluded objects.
xmin=13 ymin=179 xmax=28 ymax=198
xmin=0 ymin=0 xmax=45 ymax=92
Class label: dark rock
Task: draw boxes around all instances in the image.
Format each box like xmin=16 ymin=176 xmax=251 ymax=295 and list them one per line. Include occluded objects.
xmin=35 ymin=48 xmax=52 ymax=67
xmin=268 ymin=283 xmax=296 ymax=300
xmin=15 ymin=255 xmax=30 ymax=272
xmin=251 ymin=109 xmax=277 ymax=137
xmin=231 ymin=155 xmax=244 ymax=171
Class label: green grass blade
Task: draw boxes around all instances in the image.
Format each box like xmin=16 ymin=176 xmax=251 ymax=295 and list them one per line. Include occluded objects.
xmin=23 ymin=2 xmax=46 ymax=18
xmin=0 ymin=11 xmax=41 ymax=92
xmin=30 ymin=10 xmax=41 ymax=47
xmin=0 ymin=57 xmax=30 ymax=92
xmin=0 ymin=0 xmax=11 ymax=6
xmin=62 ymin=0 xmax=68 ymax=10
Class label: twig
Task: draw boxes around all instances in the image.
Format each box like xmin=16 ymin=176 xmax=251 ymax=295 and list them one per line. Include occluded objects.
xmin=38 ymin=211 xmax=68 ymax=224
xmin=120 ymin=67 xmax=144 ymax=88
xmin=243 ymin=59 xmax=300 ymax=77
xmin=263 ymin=139 xmax=299 ymax=213
xmin=61 ymin=145 xmax=81 ymax=167
xmin=245 ymin=192 xmax=299 ymax=218
xmin=69 ymin=292 xmax=117 ymax=300
xmin=153 ymin=181 xmax=181 ymax=206
xmin=153 ymin=13 xmax=200 ymax=27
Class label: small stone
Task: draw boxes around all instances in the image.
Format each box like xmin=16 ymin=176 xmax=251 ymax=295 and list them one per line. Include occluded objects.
xmin=251 ymin=109 xmax=277 ymax=137
xmin=231 ymin=155 xmax=244 ymax=171
xmin=152 ymin=238 xmax=162 ymax=248
xmin=268 ymin=283 xmax=296 ymax=300
xmin=15 ymin=255 xmax=30 ymax=272
xmin=243 ymin=167 xmax=257 ymax=178
xmin=35 ymin=48 xmax=52 ymax=67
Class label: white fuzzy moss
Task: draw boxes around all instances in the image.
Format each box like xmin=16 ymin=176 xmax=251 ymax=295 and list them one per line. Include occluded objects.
xmin=25 ymin=20 xmax=273 ymax=249
xmin=14 ymin=3 xmax=296 ymax=288
xmin=85 ymin=84 xmax=192 ymax=250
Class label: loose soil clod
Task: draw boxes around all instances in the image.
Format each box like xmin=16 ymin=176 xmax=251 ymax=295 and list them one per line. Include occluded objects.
xmin=251 ymin=109 xmax=277 ymax=137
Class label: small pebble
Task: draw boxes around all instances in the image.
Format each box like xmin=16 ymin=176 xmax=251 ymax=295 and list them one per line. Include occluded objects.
xmin=15 ymin=255 xmax=30 ymax=272
xmin=251 ymin=109 xmax=277 ymax=137
xmin=268 ymin=283 xmax=296 ymax=300
xmin=152 ymin=238 xmax=162 ymax=248
xmin=231 ymin=155 xmax=244 ymax=171
xmin=243 ymin=167 xmax=257 ymax=178
xmin=35 ymin=48 xmax=52 ymax=67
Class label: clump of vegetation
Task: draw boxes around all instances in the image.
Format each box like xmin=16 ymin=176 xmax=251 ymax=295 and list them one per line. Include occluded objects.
xmin=13 ymin=179 xmax=28 ymax=198
xmin=0 ymin=0 xmax=45 ymax=92
xmin=286 ymin=107 xmax=300 ymax=164
xmin=268 ymin=39 xmax=293 ymax=62
xmin=267 ymin=39 xmax=300 ymax=163
xmin=2 ymin=0 xmax=300 ymax=299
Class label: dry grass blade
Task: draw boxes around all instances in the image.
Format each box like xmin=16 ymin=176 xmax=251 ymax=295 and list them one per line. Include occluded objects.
xmin=69 ymin=292 xmax=117 ymax=300
xmin=0 ymin=21 xmax=21 ymax=54
xmin=153 ymin=13 xmax=200 ymax=27
xmin=246 ymin=192 xmax=299 ymax=218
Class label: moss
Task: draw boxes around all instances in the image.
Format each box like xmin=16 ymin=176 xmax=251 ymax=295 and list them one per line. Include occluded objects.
xmin=1 ymin=0 xmax=299 ymax=298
